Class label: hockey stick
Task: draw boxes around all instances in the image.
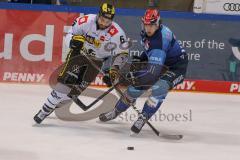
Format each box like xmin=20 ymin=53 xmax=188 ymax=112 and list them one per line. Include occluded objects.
xmin=113 ymin=85 xmax=183 ymax=140
xmin=69 ymin=84 xmax=116 ymax=111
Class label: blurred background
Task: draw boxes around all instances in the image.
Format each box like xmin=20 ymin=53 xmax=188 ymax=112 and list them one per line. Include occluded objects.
xmin=0 ymin=0 xmax=239 ymax=86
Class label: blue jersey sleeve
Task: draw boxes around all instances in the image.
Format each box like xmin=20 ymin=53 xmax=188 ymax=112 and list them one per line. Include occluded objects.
xmin=165 ymin=35 xmax=186 ymax=65
xmin=168 ymin=35 xmax=185 ymax=57
xmin=161 ymin=25 xmax=186 ymax=65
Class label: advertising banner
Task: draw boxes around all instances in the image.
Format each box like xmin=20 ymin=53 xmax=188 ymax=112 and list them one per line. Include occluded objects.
xmin=0 ymin=9 xmax=79 ymax=83
xmin=0 ymin=4 xmax=240 ymax=94
xmin=194 ymin=0 xmax=240 ymax=15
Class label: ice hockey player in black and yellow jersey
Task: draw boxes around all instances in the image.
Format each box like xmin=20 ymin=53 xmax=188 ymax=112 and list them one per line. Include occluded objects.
xmin=33 ymin=3 xmax=129 ymax=124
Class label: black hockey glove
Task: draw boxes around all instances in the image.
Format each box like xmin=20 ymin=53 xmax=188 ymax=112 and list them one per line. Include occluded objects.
xmin=131 ymin=53 xmax=148 ymax=63
xmin=109 ymin=66 xmax=120 ymax=84
xmin=70 ymin=35 xmax=85 ymax=51
xmin=103 ymin=67 xmax=120 ymax=87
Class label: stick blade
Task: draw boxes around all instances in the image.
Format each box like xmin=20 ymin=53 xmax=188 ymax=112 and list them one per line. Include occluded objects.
xmin=159 ymin=134 xmax=183 ymax=140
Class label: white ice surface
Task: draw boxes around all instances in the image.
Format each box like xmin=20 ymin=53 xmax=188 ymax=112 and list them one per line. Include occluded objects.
xmin=0 ymin=83 xmax=240 ymax=160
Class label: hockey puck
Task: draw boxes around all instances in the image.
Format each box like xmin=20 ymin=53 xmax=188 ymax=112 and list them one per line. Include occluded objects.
xmin=127 ymin=146 xmax=134 ymax=150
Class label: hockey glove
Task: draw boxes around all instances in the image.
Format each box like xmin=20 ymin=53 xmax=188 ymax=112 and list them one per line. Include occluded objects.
xmin=109 ymin=66 xmax=120 ymax=84
xmin=70 ymin=35 xmax=85 ymax=51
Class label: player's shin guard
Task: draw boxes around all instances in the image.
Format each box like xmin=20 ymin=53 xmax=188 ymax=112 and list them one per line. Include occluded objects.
xmin=34 ymin=90 xmax=71 ymax=124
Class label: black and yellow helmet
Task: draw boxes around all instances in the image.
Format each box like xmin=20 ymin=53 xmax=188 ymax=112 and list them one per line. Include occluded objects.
xmin=99 ymin=3 xmax=115 ymax=20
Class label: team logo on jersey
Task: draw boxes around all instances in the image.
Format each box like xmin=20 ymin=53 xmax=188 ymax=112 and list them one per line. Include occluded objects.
xmin=78 ymin=16 xmax=88 ymax=25
xmin=85 ymin=34 xmax=101 ymax=48
xmin=165 ymin=32 xmax=172 ymax=41
xmin=94 ymin=40 xmax=101 ymax=48
xmin=108 ymin=25 xmax=118 ymax=36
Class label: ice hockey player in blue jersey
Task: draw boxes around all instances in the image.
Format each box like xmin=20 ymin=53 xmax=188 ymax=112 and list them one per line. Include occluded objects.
xmin=99 ymin=9 xmax=188 ymax=134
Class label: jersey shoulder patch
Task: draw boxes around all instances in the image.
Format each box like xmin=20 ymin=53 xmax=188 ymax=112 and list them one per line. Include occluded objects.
xmin=161 ymin=25 xmax=173 ymax=41
xmin=108 ymin=25 xmax=119 ymax=37
xmin=78 ymin=16 xmax=89 ymax=25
